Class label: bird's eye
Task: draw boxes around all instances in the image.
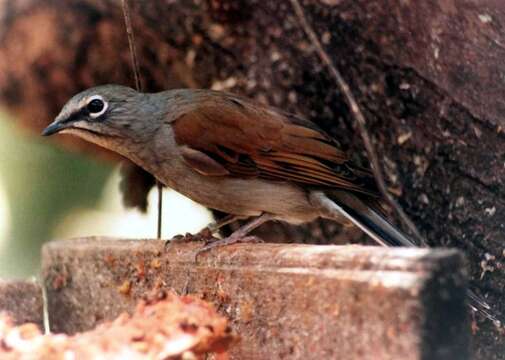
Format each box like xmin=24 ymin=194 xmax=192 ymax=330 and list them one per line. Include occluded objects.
xmin=87 ymin=99 xmax=104 ymax=113
xmin=86 ymin=95 xmax=108 ymax=118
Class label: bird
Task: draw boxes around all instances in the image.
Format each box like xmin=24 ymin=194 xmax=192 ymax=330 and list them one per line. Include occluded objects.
xmin=41 ymin=84 xmax=412 ymax=249
xmin=41 ymin=84 xmax=499 ymax=322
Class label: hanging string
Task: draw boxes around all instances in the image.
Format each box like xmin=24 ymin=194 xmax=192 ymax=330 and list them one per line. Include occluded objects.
xmin=121 ymin=0 xmax=163 ymax=239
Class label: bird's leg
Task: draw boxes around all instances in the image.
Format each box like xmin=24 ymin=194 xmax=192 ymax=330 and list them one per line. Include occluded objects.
xmin=194 ymin=213 xmax=274 ymax=259
xmin=168 ymin=214 xmax=247 ymax=245
xmin=205 ymin=214 xmax=249 ymax=236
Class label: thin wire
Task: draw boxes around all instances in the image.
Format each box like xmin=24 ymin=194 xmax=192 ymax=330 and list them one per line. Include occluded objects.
xmin=121 ymin=0 xmax=142 ymax=92
xmin=121 ymin=0 xmax=163 ymax=239
xmin=289 ymin=0 xmax=427 ymax=247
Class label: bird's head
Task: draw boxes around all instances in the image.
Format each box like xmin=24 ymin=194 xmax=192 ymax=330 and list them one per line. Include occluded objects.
xmin=42 ymin=84 xmax=158 ymax=151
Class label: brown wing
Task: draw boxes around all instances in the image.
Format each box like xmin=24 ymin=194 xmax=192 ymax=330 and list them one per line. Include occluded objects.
xmin=171 ymin=91 xmax=379 ymax=197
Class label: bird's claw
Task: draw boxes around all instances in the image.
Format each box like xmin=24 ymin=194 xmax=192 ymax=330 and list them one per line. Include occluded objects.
xmin=165 ymin=228 xmax=217 ymax=249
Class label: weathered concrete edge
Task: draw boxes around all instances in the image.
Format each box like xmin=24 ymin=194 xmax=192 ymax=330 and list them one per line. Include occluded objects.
xmin=43 ymin=237 xmax=461 ymax=272
xmin=41 ymin=237 xmax=470 ymax=359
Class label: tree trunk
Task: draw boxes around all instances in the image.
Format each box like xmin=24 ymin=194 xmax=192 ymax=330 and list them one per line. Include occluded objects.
xmin=1 ymin=0 xmax=504 ymax=357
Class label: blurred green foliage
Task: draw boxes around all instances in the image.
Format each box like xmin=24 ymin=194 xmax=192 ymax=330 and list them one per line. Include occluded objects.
xmin=0 ymin=113 xmax=112 ymax=277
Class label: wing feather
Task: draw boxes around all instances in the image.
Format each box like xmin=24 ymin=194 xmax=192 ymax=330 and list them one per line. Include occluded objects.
xmin=171 ymin=91 xmax=379 ymax=197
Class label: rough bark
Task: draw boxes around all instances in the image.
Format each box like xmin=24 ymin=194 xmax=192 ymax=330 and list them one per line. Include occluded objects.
xmin=0 ymin=0 xmax=504 ymax=357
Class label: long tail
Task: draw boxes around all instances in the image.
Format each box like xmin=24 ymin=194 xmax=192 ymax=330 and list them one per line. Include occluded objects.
xmin=326 ymin=190 xmax=418 ymax=248
xmin=323 ymin=190 xmax=501 ymax=325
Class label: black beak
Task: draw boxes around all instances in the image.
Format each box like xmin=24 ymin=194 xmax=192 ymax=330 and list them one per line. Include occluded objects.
xmin=41 ymin=121 xmax=67 ymax=136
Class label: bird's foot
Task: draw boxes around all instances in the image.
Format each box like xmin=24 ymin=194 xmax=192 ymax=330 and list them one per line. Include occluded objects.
xmin=165 ymin=228 xmax=216 ymax=248
xmin=194 ymin=235 xmax=263 ymax=262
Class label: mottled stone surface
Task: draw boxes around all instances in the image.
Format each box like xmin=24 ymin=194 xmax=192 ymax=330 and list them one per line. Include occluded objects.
xmin=0 ymin=280 xmax=43 ymax=328
xmin=42 ymin=238 xmax=469 ymax=359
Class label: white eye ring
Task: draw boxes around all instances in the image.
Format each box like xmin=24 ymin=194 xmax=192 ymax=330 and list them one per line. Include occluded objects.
xmin=86 ymin=95 xmax=108 ymax=118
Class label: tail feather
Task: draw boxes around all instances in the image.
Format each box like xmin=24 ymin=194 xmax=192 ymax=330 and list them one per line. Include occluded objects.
xmin=334 ymin=196 xmax=415 ymax=247
xmin=324 ymin=190 xmax=500 ymax=325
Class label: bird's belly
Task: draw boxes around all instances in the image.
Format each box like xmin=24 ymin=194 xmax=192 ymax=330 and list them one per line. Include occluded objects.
xmin=131 ymin=137 xmax=320 ymax=224
xmin=162 ymin=170 xmax=320 ymax=224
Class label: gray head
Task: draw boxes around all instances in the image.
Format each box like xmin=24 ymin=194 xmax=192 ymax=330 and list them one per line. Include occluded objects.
xmin=42 ymin=84 xmax=161 ymax=151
